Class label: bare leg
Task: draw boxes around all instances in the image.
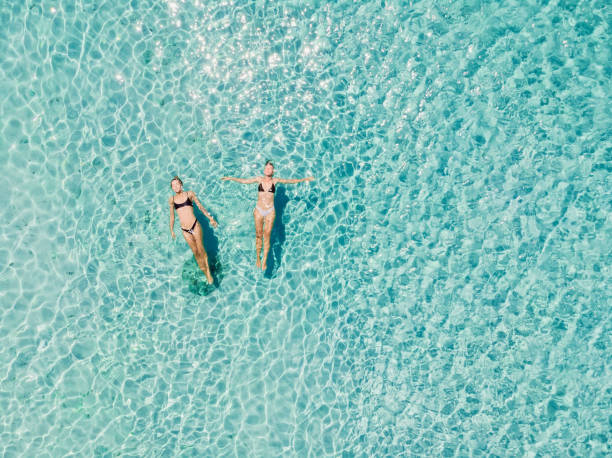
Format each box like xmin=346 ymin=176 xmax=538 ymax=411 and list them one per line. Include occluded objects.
xmin=254 ymin=209 xmax=264 ymax=269
xmin=262 ymin=211 xmax=275 ymax=271
xmin=183 ymin=224 xmax=213 ymax=284
xmin=196 ymin=249 xmax=213 ymax=284
xmin=192 ymin=223 xmax=213 ymax=284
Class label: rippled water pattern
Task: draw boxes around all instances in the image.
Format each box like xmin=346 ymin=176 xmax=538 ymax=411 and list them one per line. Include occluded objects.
xmin=1 ymin=0 xmax=610 ymax=455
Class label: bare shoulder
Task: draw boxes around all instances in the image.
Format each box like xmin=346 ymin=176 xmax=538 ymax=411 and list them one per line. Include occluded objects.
xmin=168 ymin=195 xmax=175 ymax=204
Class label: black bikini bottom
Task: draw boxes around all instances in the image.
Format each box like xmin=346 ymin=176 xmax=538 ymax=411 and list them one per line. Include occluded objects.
xmin=182 ymin=220 xmax=197 ymax=235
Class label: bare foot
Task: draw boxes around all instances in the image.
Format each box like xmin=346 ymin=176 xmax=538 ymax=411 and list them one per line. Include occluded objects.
xmin=262 ymin=260 xmax=267 ymax=270
xmin=256 ymin=258 xmax=262 ymax=269
xmin=206 ymin=272 xmax=213 ymax=284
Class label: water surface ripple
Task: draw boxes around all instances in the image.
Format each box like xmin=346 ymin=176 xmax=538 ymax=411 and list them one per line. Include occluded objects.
xmin=0 ymin=0 xmax=610 ymax=456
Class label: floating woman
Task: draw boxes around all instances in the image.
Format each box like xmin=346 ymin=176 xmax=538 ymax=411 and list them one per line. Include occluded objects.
xmin=221 ymin=161 xmax=314 ymax=270
xmin=169 ymin=176 xmax=218 ymax=284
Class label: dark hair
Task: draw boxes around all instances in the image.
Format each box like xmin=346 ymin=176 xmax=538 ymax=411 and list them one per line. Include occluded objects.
xmin=265 ymin=160 xmax=274 ymax=167
xmin=171 ymin=175 xmax=183 ymax=186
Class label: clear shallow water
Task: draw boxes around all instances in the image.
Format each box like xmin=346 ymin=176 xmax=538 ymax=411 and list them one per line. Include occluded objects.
xmin=0 ymin=0 xmax=610 ymax=455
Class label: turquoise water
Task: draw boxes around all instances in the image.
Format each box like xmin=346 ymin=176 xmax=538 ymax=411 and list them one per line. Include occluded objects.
xmin=1 ymin=0 xmax=610 ymax=455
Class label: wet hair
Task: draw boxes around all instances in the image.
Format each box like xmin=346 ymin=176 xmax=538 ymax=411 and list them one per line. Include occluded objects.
xmin=171 ymin=175 xmax=183 ymax=186
xmin=264 ymin=160 xmax=274 ymax=167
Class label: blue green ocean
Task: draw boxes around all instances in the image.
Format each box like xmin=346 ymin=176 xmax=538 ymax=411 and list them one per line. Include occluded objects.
xmin=0 ymin=0 xmax=610 ymax=456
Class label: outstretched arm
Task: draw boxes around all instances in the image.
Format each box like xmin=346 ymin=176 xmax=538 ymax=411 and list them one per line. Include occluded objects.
xmin=274 ymin=176 xmax=315 ymax=184
xmin=168 ymin=197 xmax=176 ymax=239
xmin=221 ymin=177 xmax=260 ymax=184
xmin=189 ymin=191 xmax=218 ymax=228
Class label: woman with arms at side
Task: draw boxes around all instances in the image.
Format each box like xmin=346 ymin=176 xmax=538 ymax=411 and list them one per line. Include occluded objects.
xmin=169 ymin=176 xmax=218 ymax=284
xmin=221 ymin=161 xmax=314 ymax=270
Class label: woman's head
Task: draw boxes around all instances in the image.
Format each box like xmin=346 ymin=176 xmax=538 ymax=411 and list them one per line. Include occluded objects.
xmin=264 ymin=161 xmax=274 ymax=177
xmin=171 ymin=176 xmax=183 ymax=192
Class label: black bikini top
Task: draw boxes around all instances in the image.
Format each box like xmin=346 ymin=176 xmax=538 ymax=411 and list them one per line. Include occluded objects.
xmin=174 ymin=196 xmax=193 ymax=209
xmin=258 ymin=182 xmax=275 ymax=193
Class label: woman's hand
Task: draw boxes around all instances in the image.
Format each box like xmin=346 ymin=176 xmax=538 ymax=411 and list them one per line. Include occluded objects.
xmin=210 ymin=217 xmax=218 ymax=228
xmin=171 ymin=230 xmax=176 ymax=239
